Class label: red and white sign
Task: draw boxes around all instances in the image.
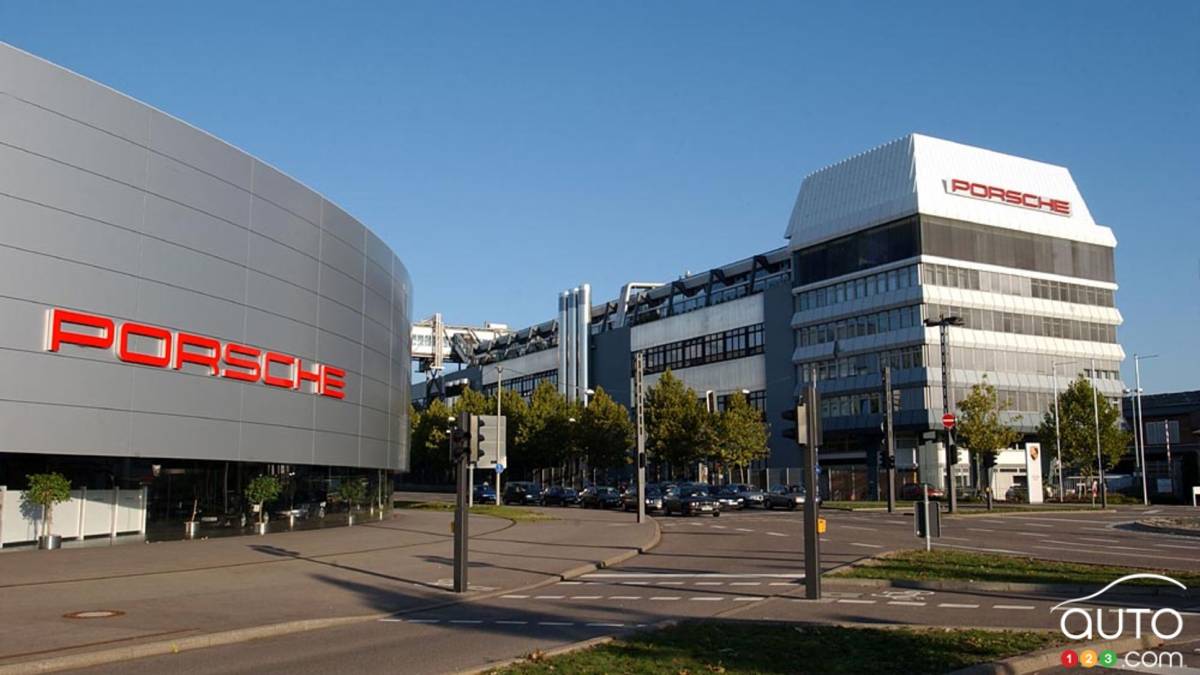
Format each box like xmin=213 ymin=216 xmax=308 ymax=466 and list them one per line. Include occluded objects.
xmin=946 ymin=178 xmax=1071 ymax=216
xmin=45 ymin=308 xmax=346 ymax=399
xmin=942 ymin=413 xmax=956 ymax=429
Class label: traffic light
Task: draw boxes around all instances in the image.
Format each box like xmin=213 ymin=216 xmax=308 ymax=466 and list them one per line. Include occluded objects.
xmin=880 ymin=453 xmax=895 ymax=470
xmin=781 ymin=403 xmax=807 ymax=445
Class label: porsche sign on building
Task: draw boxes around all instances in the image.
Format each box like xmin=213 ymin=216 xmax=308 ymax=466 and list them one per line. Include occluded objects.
xmin=0 ymin=43 xmax=411 ymax=542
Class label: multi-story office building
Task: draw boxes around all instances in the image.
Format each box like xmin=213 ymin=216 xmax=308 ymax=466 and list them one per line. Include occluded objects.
xmin=416 ymin=134 xmax=1126 ymax=498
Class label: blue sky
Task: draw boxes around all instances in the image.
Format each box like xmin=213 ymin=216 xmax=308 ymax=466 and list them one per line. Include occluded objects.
xmin=3 ymin=2 xmax=1197 ymax=392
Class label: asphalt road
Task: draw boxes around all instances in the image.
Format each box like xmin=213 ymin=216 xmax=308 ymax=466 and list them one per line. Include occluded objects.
xmin=78 ymin=504 xmax=1200 ymax=674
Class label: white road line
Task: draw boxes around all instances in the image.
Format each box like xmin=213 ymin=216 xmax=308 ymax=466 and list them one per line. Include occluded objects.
xmin=977 ymin=519 xmax=1004 ymax=524
xmin=695 ymin=581 xmax=724 ymax=586
xmin=496 ymin=621 xmax=528 ymax=625
xmin=736 ymin=528 xmax=754 ymax=532
xmin=656 ymin=581 xmax=685 ymax=585
xmin=885 ymin=520 xmax=906 ymax=525
xmin=837 ymin=599 xmax=876 ymax=604
xmin=610 ymin=596 xmax=642 ymax=600
xmin=888 ymin=601 xmax=926 ymax=606
xmin=1028 ymin=545 xmax=1198 ymax=563
xmin=534 ymin=595 xmax=565 ymax=600
xmin=538 ymin=621 xmax=574 ymax=626
xmin=851 ymin=542 xmax=884 ymax=548
xmin=939 ymin=536 xmax=969 ymax=541
xmin=558 ymin=581 xmax=583 ymax=585
xmin=933 ymin=542 xmax=1026 ymax=555
xmin=402 ymin=619 xmax=440 ymax=623
xmin=770 ymin=581 xmax=796 ymax=586
xmin=994 ymin=604 xmax=1036 ymax=610
xmin=379 ymin=618 xmax=406 ymax=623
xmin=733 ymin=597 xmax=761 ymax=602
xmin=969 ymin=528 xmax=994 ymax=533
xmin=1080 ymin=527 xmax=1113 ymax=533
xmin=711 ymin=525 xmax=727 ymax=529
xmin=1026 ymin=523 xmax=1055 ymax=528
xmin=571 ymin=595 xmax=602 ymax=600
xmin=586 ymin=622 xmax=625 ymax=628
xmin=501 ymin=595 xmax=529 ymax=599
xmin=690 ymin=597 xmax=724 ymax=601
xmin=1153 ymin=543 xmax=1197 ymax=550
xmin=938 ymin=603 xmax=980 ymax=609
xmin=649 ymin=596 xmax=681 ymax=601
xmin=841 ymin=525 xmax=878 ymax=531
xmin=767 ymin=532 xmax=787 ymax=537
xmin=1145 ymin=509 xmax=1162 ymax=514
xmin=449 ymin=620 xmax=483 ymax=624
xmin=730 ymin=582 xmax=762 ymax=586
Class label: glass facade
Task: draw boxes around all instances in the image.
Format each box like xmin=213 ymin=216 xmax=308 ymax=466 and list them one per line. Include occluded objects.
xmin=926 ymin=303 xmax=1117 ymax=343
xmin=798 ymin=264 xmax=919 ymax=311
xmin=636 ymin=324 xmax=765 ymax=375
xmin=793 ymin=217 xmax=920 ymax=285
xmin=920 ymin=216 xmax=1116 ymax=283
xmin=797 ymin=305 xmax=921 ymax=346
xmin=920 ymin=263 xmax=1114 ymax=307
xmin=481 ymin=369 xmax=558 ymax=400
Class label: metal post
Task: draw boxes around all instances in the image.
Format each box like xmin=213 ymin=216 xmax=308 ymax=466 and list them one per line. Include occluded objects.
xmin=454 ymin=452 xmax=469 ymax=593
xmin=803 ymin=369 xmax=821 ymax=600
xmin=635 ymin=352 xmax=647 ymax=524
xmin=1053 ymin=364 xmax=1064 ymax=502
xmin=884 ymin=366 xmax=896 ymax=514
xmin=496 ymin=367 xmax=503 ymax=506
xmin=938 ymin=322 xmax=958 ymax=513
xmin=1091 ymin=359 xmax=1107 ymax=509
xmin=923 ymin=486 xmax=932 ymax=552
xmin=1165 ymin=421 xmax=1174 ymax=500
xmin=1134 ymin=355 xmax=1153 ymax=505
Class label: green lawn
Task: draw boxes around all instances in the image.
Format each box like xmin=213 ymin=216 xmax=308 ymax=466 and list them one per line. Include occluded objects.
xmin=486 ymin=622 xmax=1060 ymax=674
xmin=836 ymin=549 xmax=1200 ymax=586
xmin=394 ymin=500 xmax=555 ymax=522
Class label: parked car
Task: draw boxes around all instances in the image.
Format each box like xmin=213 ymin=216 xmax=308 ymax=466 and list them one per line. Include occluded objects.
xmin=580 ymin=486 xmax=623 ymax=509
xmin=664 ymin=485 xmax=720 ymax=517
xmin=622 ymin=485 xmax=665 ymax=513
xmin=1004 ymin=486 xmax=1028 ymax=502
xmin=503 ymin=481 xmax=543 ymax=506
xmin=900 ymin=483 xmax=945 ymax=500
xmin=713 ymin=485 xmax=745 ymax=510
xmin=727 ymin=483 xmax=766 ymax=508
xmin=766 ymin=484 xmax=822 ymax=509
xmin=473 ymin=483 xmax=497 ymax=502
xmin=542 ymin=486 xmax=581 ymax=507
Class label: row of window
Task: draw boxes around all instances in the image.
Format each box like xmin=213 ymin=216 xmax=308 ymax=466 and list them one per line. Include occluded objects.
xmin=821 ymin=388 xmax=911 ymax=418
xmin=819 ymin=385 xmax=1113 ymax=421
xmin=797 ymin=305 xmax=922 ymax=347
xmin=927 ymin=347 xmax=1121 ymax=381
xmin=627 ymin=270 xmax=790 ymax=328
xmin=921 ymin=263 xmax=1115 ymax=308
xmin=943 ymin=386 xmax=1115 ymax=416
xmin=637 ymin=324 xmax=765 ymax=375
xmin=717 ymin=390 xmax=766 ymax=413
xmin=927 ymin=303 xmax=1118 ymax=343
xmin=796 ymin=265 xmax=919 ymax=311
xmin=798 ymin=346 xmax=925 ymax=382
xmin=481 ymin=369 xmax=558 ymax=400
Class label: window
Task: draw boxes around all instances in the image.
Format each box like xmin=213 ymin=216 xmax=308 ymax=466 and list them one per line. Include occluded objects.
xmin=635 ymin=324 xmax=765 ymax=376
xmin=921 ymin=215 xmax=1115 ymax=282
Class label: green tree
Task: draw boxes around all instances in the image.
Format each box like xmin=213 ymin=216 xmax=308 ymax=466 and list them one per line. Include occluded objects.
xmin=488 ymin=388 xmax=528 ymax=463
xmin=645 ymin=370 xmax=714 ymax=472
xmin=716 ymin=392 xmax=769 ymax=481
xmin=521 ymin=381 xmax=574 ymax=474
xmin=24 ymin=472 xmax=72 ymax=539
xmin=1037 ymin=375 xmax=1129 ymax=478
xmin=452 ymin=387 xmax=491 ymax=417
xmin=578 ymin=387 xmax=635 ymax=471
xmin=410 ymin=399 xmax=454 ymax=482
xmin=956 ymin=377 xmax=1022 ymax=491
xmin=244 ymin=475 xmax=282 ymax=524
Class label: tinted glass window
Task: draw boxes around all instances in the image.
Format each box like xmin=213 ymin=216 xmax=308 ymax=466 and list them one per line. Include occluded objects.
xmin=793 ymin=217 xmax=920 ymax=285
xmin=920 ymin=216 xmax=1115 ymax=282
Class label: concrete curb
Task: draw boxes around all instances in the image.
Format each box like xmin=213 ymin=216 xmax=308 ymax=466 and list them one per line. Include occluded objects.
xmin=1130 ymin=521 xmax=1200 ymax=538
xmin=948 ymin=634 xmax=1162 ymax=675
xmin=825 ymin=576 xmax=1200 ymax=598
xmin=0 ymin=516 xmax=662 ymax=675
xmin=455 ymin=620 xmax=679 ymax=675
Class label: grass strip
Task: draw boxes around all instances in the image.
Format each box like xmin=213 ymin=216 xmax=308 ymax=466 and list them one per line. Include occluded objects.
xmin=486 ymin=622 xmax=1060 ymax=674
xmin=835 ymin=549 xmax=1200 ymax=586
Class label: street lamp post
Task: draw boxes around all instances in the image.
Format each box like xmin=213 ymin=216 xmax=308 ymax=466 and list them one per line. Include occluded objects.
xmin=924 ymin=315 xmax=964 ymax=513
xmin=1134 ymin=354 xmax=1157 ymax=505
xmin=1090 ymin=359 xmax=1107 ymax=509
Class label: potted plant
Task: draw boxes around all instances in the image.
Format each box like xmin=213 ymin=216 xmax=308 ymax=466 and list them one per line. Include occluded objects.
xmin=184 ymin=498 xmax=200 ymax=539
xmin=337 ymin=478 xmax=367 ymax=526
xmin=244 ymin=475 xmax=281 ymax=535
xmin=24 ymin=472 xmax=72 ymax=550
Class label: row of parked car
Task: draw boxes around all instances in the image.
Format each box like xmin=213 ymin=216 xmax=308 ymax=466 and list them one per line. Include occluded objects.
xmin=492 ymin=481 xmax=821 ymax=516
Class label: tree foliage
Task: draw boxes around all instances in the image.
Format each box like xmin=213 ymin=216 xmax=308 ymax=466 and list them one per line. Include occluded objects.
xmin=645 ymin=370 xmax=714 ymax=468
xmin=956 ymin=377 xmax=1022 ymax=485
xmin=489 ymin=388 xmax=528 ymax=460
xmin=452 ymin=387 xmax=491 ymax=417
xmin=244 ymin=475 xmax=282 ymax=524
xmin=1037 ymin=375 xmax=1129 ymax=476
xmin=578 ymin=387 xmax=634 ymax=471
xmin=410 ymin=399 xmax=454 ymax=481
xmin=521 ymin=381 xmax=576 ymax=471
xmin=715 ymin=391 xmax=769 ymax=473
xmin=24 ymin=472 xmax=72 ymax=537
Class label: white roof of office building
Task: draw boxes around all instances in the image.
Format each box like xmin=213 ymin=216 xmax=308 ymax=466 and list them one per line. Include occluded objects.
xmin=785 ymin=133 xmax=1116 ymax=249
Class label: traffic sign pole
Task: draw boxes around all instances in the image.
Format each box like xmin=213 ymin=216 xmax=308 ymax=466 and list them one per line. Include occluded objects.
xmin=803 ymin=371 xmax=821 ymax=601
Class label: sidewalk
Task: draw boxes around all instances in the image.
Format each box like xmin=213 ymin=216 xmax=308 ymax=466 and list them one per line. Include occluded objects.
xmin=0 ymin=506 xmax=658 ymax=671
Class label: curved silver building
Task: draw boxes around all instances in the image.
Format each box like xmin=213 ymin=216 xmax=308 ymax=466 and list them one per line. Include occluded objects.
xmin=0 ymin=43 xmax=410 ymax=541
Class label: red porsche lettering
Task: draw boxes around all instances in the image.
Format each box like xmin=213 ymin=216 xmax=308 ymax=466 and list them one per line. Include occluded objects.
xmin=947 ymin=178 xmax=1071 ymax=216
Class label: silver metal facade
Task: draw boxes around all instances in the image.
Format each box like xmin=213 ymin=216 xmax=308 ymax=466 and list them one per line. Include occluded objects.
xmin=0 ymin=44 xmax=411 ymax=471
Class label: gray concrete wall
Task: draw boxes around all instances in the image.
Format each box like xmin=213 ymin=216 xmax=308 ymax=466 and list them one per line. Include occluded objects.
xmin=0 ymin=44 xmax=411 ymax=471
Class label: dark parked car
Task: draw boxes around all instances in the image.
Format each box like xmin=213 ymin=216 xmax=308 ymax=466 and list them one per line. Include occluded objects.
xmin=664 ymin=485 xmax=720 ymax=517
xmin=503 ymin=481 xmax=543 ymax=506
xmin=622 ymin=485 xmax=665 ymax=513
xmin=900 ymin=483 xmax=945 ymax=500
xmin=473 ymin=483 xmax=497 ymax=502
xmin=542 ymin=486 xmax=581 ymax=507
xmin=766 ymin=485 xmax=811 ymax=510
xmin=713 ymin=485 xmax=745 ymax=510
xmin=726 ymin=483 xmax=766 ymax=508
xmin=580 ymin=486 xmax=623 ymax=509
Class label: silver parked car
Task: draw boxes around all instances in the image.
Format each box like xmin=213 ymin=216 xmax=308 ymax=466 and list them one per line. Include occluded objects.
xmin=727 ymin=483 xmax=766 ymax=508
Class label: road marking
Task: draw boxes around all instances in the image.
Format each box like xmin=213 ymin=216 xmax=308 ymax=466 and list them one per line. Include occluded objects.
xmin=711 ymin=525 xmax=727 ymax=529
xmin=851 ymin=542 xmax=884 ymax=549
xmin=1146 ymin=509 xmax=1162 ymax=514
xmin=994 ymin=604 xmax=1036 ymax=610
xmin=401 ymin=618 xmax=440 ymax=623
xmin=690 ymin=597 xmax=724 ymax=601
xmin=501 ymin=595 xmax=529 ymax=599
xmin=650 ymin=596 xmax=681 ymax=601
xmin=534 ymin=595 xmax=565 ymax=600
xmin=939 ymin=536 xmax=970 ymax=541
xmin=837 ymin=599 xmax=876 ymax=604
xmin=933 ymin=542 xmax=1025 ymax=555
xmin=770 ymin=581 xmax=796 ymax=586
xmin=1154 ymin=543 xmax=1197 ymax=550
xmin=695 ymin=581 xmax=724 ymax=586
xmin=841 ymin=525 xmax=878 ymax=531
xmin=736 ymin=528 xmax=754 ymax=532
xmin=559 ymin=581 xmax=583 ymax=585
xmin=885 ymin=520 xmax=906 ymax=525
xmin=379 ymin=618 xmax=406 ymax=623
xmin=733 ymin=597 xmax=761 ymax=602
xmin=888 ymin=601 xmax=926 ymax=606
xmin=656 ymin=581 xmax=686 ymax=585
xmin=610 ymin=596 xmax=642 ymax=600
xmin=730 ymin=582 xmax=762 ymax=586
xmin=969 ymin=528 xmax=994 ymax=533
xmin=571 ymin=595 xmax=602 ymax=600
xmin=767 ymin=532 xmax=787 ymax=537
xmin=1026 ymin=523 xmax=1055 ymax=528
xmin=449 ymin=620 xmax=483 ymax=624
xmin=587 ymin=622 xmax=625 ymax=628
xmin=977 ymin=519 xmax=1004 ymax=524
xmin=538 ymin=621 xmax=574 ymax=626
xmin=496 ymin=620 xmax=528 ymax=625
xmin=938 ymin=603 xmax=980 ymax=609
xmin=1028 ymin=545 xmax=1198 ymax=563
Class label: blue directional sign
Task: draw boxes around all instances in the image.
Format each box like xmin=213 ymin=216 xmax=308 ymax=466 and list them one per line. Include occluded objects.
xmin=495 ymin=463 xmax=505 ymax=474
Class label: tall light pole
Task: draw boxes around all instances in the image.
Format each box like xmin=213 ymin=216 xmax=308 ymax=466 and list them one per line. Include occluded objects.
xmin=495 ymin=365 xmax=504 ymax=506
xmin=1090 ymin=358 xmax=1107 ymax=509
xmin=635 ymin=353 xmax=646 ymax=524
xmin=1134 ymin=354 xmax=1157 ymax=505
xmin=924 ymin=315 xmax=964 ymax=513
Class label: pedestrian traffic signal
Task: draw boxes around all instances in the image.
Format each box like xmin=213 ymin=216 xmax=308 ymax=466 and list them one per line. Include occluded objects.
xmin=781 ymin=404 xmax=807 ymax=445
